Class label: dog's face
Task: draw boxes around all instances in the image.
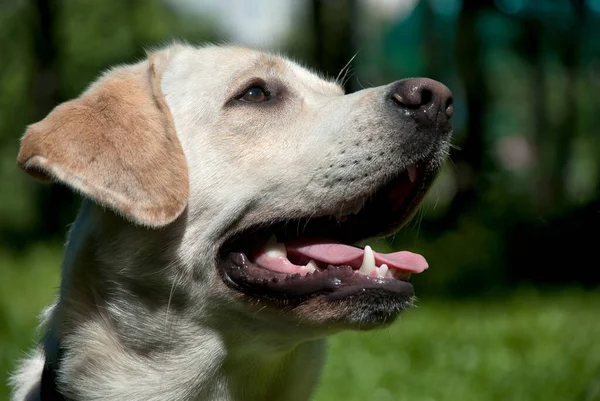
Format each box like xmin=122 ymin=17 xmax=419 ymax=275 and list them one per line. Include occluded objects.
xmin=161 ymin=45 xmax=453 ymax=332
xmin=18 ymin=44 xmax=453 ymax=340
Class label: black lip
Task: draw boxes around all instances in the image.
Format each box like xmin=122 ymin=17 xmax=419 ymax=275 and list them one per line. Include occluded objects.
xmin=221 ymin=252 xmax=414 ymax=302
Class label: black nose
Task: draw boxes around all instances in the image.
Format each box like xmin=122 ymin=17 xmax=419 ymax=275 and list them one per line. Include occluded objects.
xmin=391 ymin=78 xmax=454 ymax=129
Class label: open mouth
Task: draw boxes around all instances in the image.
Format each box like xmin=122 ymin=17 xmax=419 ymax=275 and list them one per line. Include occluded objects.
xmin=219 ymin=162 xmax=433 ymax=303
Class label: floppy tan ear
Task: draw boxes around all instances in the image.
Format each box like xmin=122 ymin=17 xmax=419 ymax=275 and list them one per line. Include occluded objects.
xmin=17 ymin=51 xmax=189 ymax=228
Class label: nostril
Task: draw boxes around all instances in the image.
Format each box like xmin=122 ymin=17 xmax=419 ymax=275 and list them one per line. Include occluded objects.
xmin=419 ymin=88 xmax=432 ymax=108
xmin=445 ymin=96 xmax=454 ymax=119
xmin=391 ymin=93 xmax=403 ymax=107
xmin=392 ymin=86 xmax=433 ymax=110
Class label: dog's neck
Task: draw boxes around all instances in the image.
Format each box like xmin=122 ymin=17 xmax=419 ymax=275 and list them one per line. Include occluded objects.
xmin=221 ymin=340 xmax=326 ymax=401
xmin=43 ymin=203 xmax=325 ymax=401
xmin=44 ymin=333 xmax=325 ymax=401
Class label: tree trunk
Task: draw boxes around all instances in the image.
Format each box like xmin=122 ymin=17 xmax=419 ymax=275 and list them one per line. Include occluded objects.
xmin=520 ymin=18 xmax=551 ymax=209
xmin=551 ymin=0 xmax=584 ymax=208
xmin=311 ymin=0 xmax=358 ymax=93
xmin=445 ymin=0 xmax=491 ymax=220
xmin=30 ymin=0 xmax=73 ymax=239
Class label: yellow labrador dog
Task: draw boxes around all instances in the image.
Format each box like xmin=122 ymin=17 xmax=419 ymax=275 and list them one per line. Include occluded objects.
xmin=10 ymin=43 xmax=453 ymax=401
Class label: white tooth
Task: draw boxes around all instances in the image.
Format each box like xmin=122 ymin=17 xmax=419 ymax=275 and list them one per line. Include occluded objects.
xmin=264 ymin=235 xmax=287 ymax=257
xmin=304 ymin=260 xmax=319 ymax=271
xmin=358 ymin=245 xmax=376 ymax=275
xmin=377 ymin=264 xmax=389 ymax=278
xmin=407 ymin=164 xmax=417 ymax=183
xmin=385 ymin=269 xmax=394 ymax=278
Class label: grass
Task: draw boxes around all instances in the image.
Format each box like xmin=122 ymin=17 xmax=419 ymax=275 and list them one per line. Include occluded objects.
xmin=315 ymin=291 xmax=600 ymax=401
xmin=1 ymin=246 xmax=599 ymax=401
xmin=1 ymin=244 xmax=61 ymax=399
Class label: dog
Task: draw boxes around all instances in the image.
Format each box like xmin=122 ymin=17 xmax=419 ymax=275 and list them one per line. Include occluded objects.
xmin=10 ymin=43 xmax=453 ymax=401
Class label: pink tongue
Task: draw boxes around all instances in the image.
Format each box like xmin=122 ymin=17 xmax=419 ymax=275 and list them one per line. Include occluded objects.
xmin=285 ymin=239 xmax=428 ymax=273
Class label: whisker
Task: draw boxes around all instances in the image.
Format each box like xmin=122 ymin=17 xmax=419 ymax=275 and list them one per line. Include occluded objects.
xmin=336 ymin=51 xmax=360 ymax=84
xmin=414 ymin=204 xmax=425 ymax=243
xmin=356 ymin=77 xmax=366 ymax=90
xmin=342 ymin=68 xmax=355 ymax=88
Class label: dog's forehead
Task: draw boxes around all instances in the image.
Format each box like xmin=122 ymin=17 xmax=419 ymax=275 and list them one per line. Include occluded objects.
xmin=173 ymin=44 xmax=344 ymax=97
xmin=282 ymin=58 xmax=344 ymax=96
xmin=246 ymin=52 xmax=345 ymax=97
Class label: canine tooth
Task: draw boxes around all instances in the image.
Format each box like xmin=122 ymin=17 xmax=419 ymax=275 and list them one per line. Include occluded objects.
xmin=377 ymin=264 xmax=389 ymax=278
xmin=304 ymin=260 xmax=319 ymax=271
xmin=264 ymin=235 xmax=287 ymax=257
xmin=407 ymin=164 xmax=417 ymax=183
xmin=358 ymin=245 xmax=376 ymax=275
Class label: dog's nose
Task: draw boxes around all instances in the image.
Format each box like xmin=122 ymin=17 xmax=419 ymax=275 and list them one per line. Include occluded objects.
xmin=391 ymin=78 xmax=453 ymax=129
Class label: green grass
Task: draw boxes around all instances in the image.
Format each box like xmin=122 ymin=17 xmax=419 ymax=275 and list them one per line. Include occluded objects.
xmin=0 ymin=245 xmax=61 ymax=399
xmin=315 ymin=291 xmax=600 ymax=401
xmin=1 ymin=246 xmax=599 ymax=401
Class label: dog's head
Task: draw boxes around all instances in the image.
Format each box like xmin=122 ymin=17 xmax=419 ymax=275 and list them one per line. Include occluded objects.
xmin=18 ymin=44 xmax=453 ymax=339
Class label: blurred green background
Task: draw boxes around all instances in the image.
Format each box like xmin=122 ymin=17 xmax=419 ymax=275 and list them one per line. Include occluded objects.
xmin=1 ymin=0 xmax=599 ymax=399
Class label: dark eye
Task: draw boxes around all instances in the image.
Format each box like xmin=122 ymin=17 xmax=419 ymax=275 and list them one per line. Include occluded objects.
xmin=241 ymin=86 xmax=268 ymax=102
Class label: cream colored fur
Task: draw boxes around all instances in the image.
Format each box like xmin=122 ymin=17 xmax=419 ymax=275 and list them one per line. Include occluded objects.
xmin=10 ymin=43 xmax=449 ymax=401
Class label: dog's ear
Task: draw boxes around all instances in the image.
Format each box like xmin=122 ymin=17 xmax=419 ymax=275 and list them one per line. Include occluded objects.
xmin=17 ymin=50 xmax=189 ymax=228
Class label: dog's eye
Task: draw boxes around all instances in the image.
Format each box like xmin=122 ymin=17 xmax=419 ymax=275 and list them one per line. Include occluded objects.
xmin=241 ymin=87 xmax=268 ymax=103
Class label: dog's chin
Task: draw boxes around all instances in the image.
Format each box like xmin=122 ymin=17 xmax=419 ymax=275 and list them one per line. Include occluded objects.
xmin=217 ymin=159 xmax=439 ymax=329
xmin=293 ymin=289 xmax=416 ymax=331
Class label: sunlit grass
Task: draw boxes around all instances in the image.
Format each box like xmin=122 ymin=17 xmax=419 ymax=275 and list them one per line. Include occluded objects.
xmin=315 ymin=291 xmax=600 ymax=401
xmin=1 ymin=246 xmax=599 ymax=401
xmin=0 ymin=245 xmax=61 ymax=399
